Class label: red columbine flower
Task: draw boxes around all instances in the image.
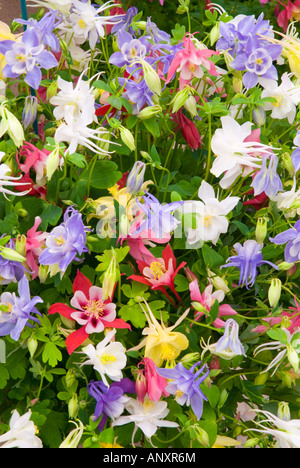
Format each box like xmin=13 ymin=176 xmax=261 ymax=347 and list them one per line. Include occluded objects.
xmin=48 ymin=270 xmax=131 ymax=354
xmin=135 ymin=357 xmax=169 ymax=403
xmin=128 ymin=243 xmax=185 ymax=304
xmin=172 ymin=110 xmax=202 ymax=151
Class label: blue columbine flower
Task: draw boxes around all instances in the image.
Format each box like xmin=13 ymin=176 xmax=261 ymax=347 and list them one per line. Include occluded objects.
xmin=0 ymin=28 xmax=58 ymax=89
xmin=251 ymin=153 xmax=283 ymax=199
xmin=87 ymin=378 xmax=135 ymax=431
xmin=111 ymin=6 xmax=138 ymax=36
xmin=291 ymin=132 xmax=300 ymax=172
xmin=134 ymin=192 xmax=183 ymax=239
xmin=119 ymin=77 xmax=154 ymax=113
xmin=39 ymin=206 xmax=90 ymax=274
xmin=270 ymin=219 xmax=300 ymax=263
xmin=214 ymin=319 xmax=246 ymax=357
xmin=0 ymin=239 xmax=26 ymax=285
xmin=156 ymin=361 xmax=209 ymax=420
xmin=221 ymin=239 xmax=278 ymax=289
xmin=0 ymin=275 xmax=43 ymax=341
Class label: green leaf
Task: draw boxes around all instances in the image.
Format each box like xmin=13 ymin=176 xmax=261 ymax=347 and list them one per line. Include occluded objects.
xmin=0 ymin=363 xmax=10 ymax=388
xmin=119 ymin=303 xmax=146 ymax=328
xmin=66 ymin=152 xmax=87 ymax=168
xmin=202 ymin=384 xmax=220 ymax=408
xmin=90 ymin=160 xmax=122 ymax=189
xmin=202 ymin=244 xmax=224 ymax=268
xmin=42 ymin=342 xmax=63 ymax=367
xmin=267 ymin=328 xmax=288 ymax=344
xmin=143 ymin=117 xmax=160 ymax=138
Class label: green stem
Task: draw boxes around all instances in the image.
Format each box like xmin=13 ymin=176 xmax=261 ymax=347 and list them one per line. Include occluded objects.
xmin=86 ymin=155 xmax=98 ymax=199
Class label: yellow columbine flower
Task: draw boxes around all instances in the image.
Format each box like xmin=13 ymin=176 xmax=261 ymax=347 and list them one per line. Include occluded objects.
xmin=129 ymin=300 xmax=190 ymax=367
xmin=261 ymin=30 xmax=300 ymax=79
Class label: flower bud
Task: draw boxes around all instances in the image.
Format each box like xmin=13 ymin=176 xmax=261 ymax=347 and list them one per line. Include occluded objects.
xmin=207 ymin=269 xmax=230 ymax=293
xmin=65 ymin=369 xmax=76 ymax=388
xmin=268 ymin=278 xmax=281 ymax=307
xmin=102 ymin=250 xmax=118 ymax=300
xmin=38 ymin=264 xmax=49 ymax=283
xmin=191 ymin=301 xmax=207 ymax=313
xmin=15 ymin=234 xmax=27 ymax=257
xmin=278 ymin=261 xmax=295 ymax=271
xmin=68 ymin=393 xmax=79 ymax=419
xmin=184 ymin=95 xmax=197 ymax=117
xmin=46 ymin=81 xmax=58 ymax=101
xmin=137 ymin=104 xmax=162 ymax=120
xmin=232 ymin=76 xmax=243 ymax=93
xmin=141 ymin=60 xmax=161 ymax=96
xmin=210 ymin=22 xmax=220 ymax=46
xmin=27 ymin=336 xmax=38 ymax=358
xmin=170 ymin=87 xmax=192 ymax=114
xmin=282 ymin=152 xmax=295 ymax=176
xmin=0 ymin=101 xmax=24 ymax=147
xmin=126 ymin=161 xmax=146 ymax=195
xmin=277 ymin=401 xmax=290 ymax=421
xmin=194 ymin=426 xmax=210 ymax=448
xmin=22 ymin=96 xmax=38 ymax=130
xmin=0 ymin=246 xmax=25 ymax=263
xmin=59 ymin=420 xmax=84 ymax=448
xmin=287 ymin=344 xmax=299 ymax=373
xmin=46 ymin=144 xmax=61 ymax=180
xmin=135 ymin=371 xmax=147 ymax=403
xmin=243 ymin=438 xmax=260 ymax=448
xmin=119 ymin=126 xmax=135 ymax=152
xmin=180 ymin=352 xmax=200 ymax=365
xmin=254 ymin=372 xmax=269 ymax=386
xmin=184 ymin=266 xmax=198 ymax=282
xmin=255 ymin=217 xmax=268 ymax=244
xmin=252 ymin=106 xmax=266 ymax=127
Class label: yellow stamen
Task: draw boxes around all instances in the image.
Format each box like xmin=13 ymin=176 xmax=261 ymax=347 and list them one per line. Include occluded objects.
xmin=203 ymin=215 xmax=212 ymax=227
xmin=55 ymin=236 xmax=65 ymax=247
xmin=83 ymin=300 xmax=105 ymax=318
xmin=159 ymin=342 xmax=178 ymax=361
xmin=78 ymin=19 xmax=86 ymax=29
xmin=150 ymin=261 xmax=166 ymax=280
xmin=100 ymin=353 xmax=117 ymax=365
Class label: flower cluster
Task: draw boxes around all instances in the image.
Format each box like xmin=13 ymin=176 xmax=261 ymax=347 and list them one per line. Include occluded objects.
xmin=0 ymin=0 xmax=300 ymax=451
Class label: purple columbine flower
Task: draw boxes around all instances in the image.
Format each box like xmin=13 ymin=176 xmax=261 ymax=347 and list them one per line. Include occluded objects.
xmin=221 ymin=239 xmax=278 ymax=289
xmin=270 ymin=219 xmax=300 ymax=263
xmin=15 ymin=10 xmax=63 ymax=53
xmin=119 ymin=77 xmax=154 ymax=113
xmin=111 ymin=6 xmax=138 ymax=36
xmin=0 ymin=239 xmax=26 ymax=285
xmin=0 ymin=27 xmax=58 ymax=89
xmin=214 ymin=319 xmax=246 ymax=357
xmin=156 ymin=361 xmax=209 ymax=420
xmin=126 ymin=161 xmax=146 ymax=195
xmin=134 ymin=192 xmax=183 ymax=239
xmin=291 ymin=132 xmax=300 ymax=173
xmin=109 ymin=30 xmax=151 ymax=78
xmin=39 ymin=206 xmax=89 ymax=274
xmin=87 ymin=378 xmax=135 ymax=431
xmin=146 ymin=18 xmax=170 ymax=44
xmin=22 ymin=95 xmax=38 ymax=130
xmin=0 ymin=275 xmax=43 ymax=341
xmin=251 ymin=153 xmax=283 ymax=199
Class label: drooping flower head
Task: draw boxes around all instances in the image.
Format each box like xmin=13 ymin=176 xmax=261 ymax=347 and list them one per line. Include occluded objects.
xmin=270 ymin=219 xmax=300 ymax=263
xmin=39 ymin=206 xmax=90 ymax=275
xmin=135 ymin=357 xmax=169 ymax=403
xmin=201 ymin=318 xmax=246 ymax=360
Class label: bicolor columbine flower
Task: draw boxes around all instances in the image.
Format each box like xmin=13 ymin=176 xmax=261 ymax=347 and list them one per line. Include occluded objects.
xmin=0 ymin=27 xmax=58 ymax=89
xmin=16 ymin=142 xmax=50 ymax=187
xmin=0 ymin=275 xmax=43 ymax=341
xmin=221 ymin=239 xmax=278 ymax=289
xmin=0 ymin=409 xmax=43 ymax=448
xmin=39 ymin=206 xmax=89 ymax=275
xmin=87 ymin=378 xmax=135 ymax=431
xmin=128 ymin=300 xmax=190 ymax=367
xmin=0 ymin=238 xmax=26 ymax=285
xmin=182 ymin=180 xmax=239 ymax=245
xmin=201 ymin=319 xmax=246 ymax=360
xmin=134 ymin=192 xmax=183 ymax=240
xmin=210 ymin=115 xmax=274 ymax=189
xmin=250 ymin=153 xmax=283 ymax=200
xmin=82 ymin=329 xmax=127 ymax=387
xmin=135 ymin=357 xmax=169 ymax=403
xmin=189 ymin=279 xmax=237 ymax=328
xmin=156 ymin=361 xmax=209 ymax=420
xmin=250 ymin=409 xmax=300 ymax=448
xmin=254 ymin=327 xmax=300 ymax=375
xmin=109 ymin=30 xmax=150 ymax=78
xmin=270 ymin=219 xmax=300 ymax=263
xmin=261 ymin=72 xmax=300 ymax=124
xmin=112 ymin=397 xmax=178 ymax=447
xmin=48 ymin=270 xmax=130 ymax=354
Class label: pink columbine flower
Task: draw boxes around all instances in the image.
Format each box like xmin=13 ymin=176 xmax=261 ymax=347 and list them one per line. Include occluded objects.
xmin=135 ymin=357 xmax=169 ymax=403
xmin=166 ymin=34 xmax=219 ymax=89
xmin=48 ymin=270 xmax=131 ymax=354
xmin=128 ymin=243 xmax=185 ymax=305
xmin=16 ymin=142 xmax=50 ymax=186
xmin=251 ymin=296 xmax=300 ymax=334
xmin=26 ymin=216 xmax=48 ymax=279
xmin=189 ymin=279 xmax=237 ymax=328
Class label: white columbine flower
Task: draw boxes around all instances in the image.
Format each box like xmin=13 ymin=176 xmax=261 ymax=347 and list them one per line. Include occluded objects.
xmin=251 ymin=409 xmax=300 ymax=448
xmin=28 ymin=0 xmax=72 ymax=16
xmin=112 ymin=397 xmax=178 ymax=447
xmin=0 ymin=101 xmax=24 ymax=148
xmin=182 ymin=180 xmax=239 ymax=245
xmin=81 ymin=329 xmax=127 ymax=386
xmin=210 ymin=115 xmax=274 ymax=188
xmin=0 ymin=152 xmax=31 ymax=199
xmin=272 ymin=177 xmax=300 ymax=219
xmin=261 ymin=73 xmax=300 ymax=124
xmin=0 ymin=409 xmax=43 ymax=448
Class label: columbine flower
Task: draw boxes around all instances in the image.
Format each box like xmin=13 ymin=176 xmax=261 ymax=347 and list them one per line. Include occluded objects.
xmin=250 ymin=153 xmax=283 ymax=200
xmin=109 ymin=30 xmax=150 ymax=78
xmin=59 ymin=419 xmax=84 ymax=448
xmin=0 ymin=238 xmax=26 ymax=285
xmin=48 ymin=270 xmax=130 ymax=354
xmin=39 ymin=206 xmax=89 ymax=275
xmin=250 ymin=409 xmax=300 ymax=448
xmin=135 ymin=357 xmax=169 ymax=403
xmin=156 ymin=361 xmax=209 ymax=420
xmin=0 ymin=409 xmax=42 ymax=448
xmin=254 ymin=327 xmax=300 ymax=375
xmin=112 ymin=397 xmax=178 ymax=447
xmin=261 ymin=72 xmax=300 ymax=124
xmin=221 ymin=239 xmax=278 ymax=289
xmin=189 ymin=279 xmax=237 ymax=328
xmin=87 ymin=378 xmax=135 ymax=431
xmin=128 ymin=300 xmax=190 ymax=367
xmin=182 ymin=180 xmax=239 ymax=245
xmin=16 ymin=142 xmax=50 ymax=188
xmin=0 ymin=275 xmax=43 ymax=341
xmin=128 ymin=243 xmax=185 ymax=304
xmin=22 ymin=96 xmax=38 ymax=130
xmin=81 ymin=329 xmax=127 ymax=386
xmin=270 ymin=219 xmax=300 ymax=263
xmin=171 ymin=109 xmax=203 ymax=151
xmin=201 ymin=318 xmax=246 ymax=360
xmin=126 ymin=161 xmax=146 ymax=195
xmin=0 ymin=27 xmax=58 ymax=89
xmin=210 ymin=115 xmax=274 ymax=188
xmin=291 ymin=131 xmax=300 ymax=172
xmin=25 ymin=216 xmax=48 ymax=280
xmin=134 ymin=192 xmax=183 ymax=239
xmin=0 ymin=102 xmax=25 ymax=148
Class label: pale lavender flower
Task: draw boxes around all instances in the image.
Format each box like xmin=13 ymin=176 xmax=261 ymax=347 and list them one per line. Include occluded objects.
xmin=134 ymin=192 xmax=183 ymax=239
xmin=270 ymin=219 xmax=300 ymax=263
xmin=0 ymin=275 xmax=43 ymax=341
xmin=109 ymin=30 xmax=151 ymax=77
xmin=22 ymin=96 xmax=38 ymax=130
xmin=15 ymin=10 xmax=62 ymax=52
xmin=0 ymin=239 xmax=26 ymax=285
xmin=146 ymin=18 xmax=170 ymax=43
xmin=221 ymin=239 xmax=278 ymax=289
xmin=0 ymin=28 xmax=58 ymax=89
xmin=126 ymin=161 xmax=146 ymax=195
xmin=39 ymin=206 xmax=89 ymax=274
xmin=251 ymin=153 xmax=283 ymax=199
xmin=214 ymin=319 xmax=246 ymax=357
xmin=156 ymin=361 xmax=209 ymax=420
xmin=119 ymin=77 xmax=154 ymax=113
xmin=111 ymin=6 xmax=138 ymax=35
xmin=292 ymin=132 xmax=300 ymax=172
